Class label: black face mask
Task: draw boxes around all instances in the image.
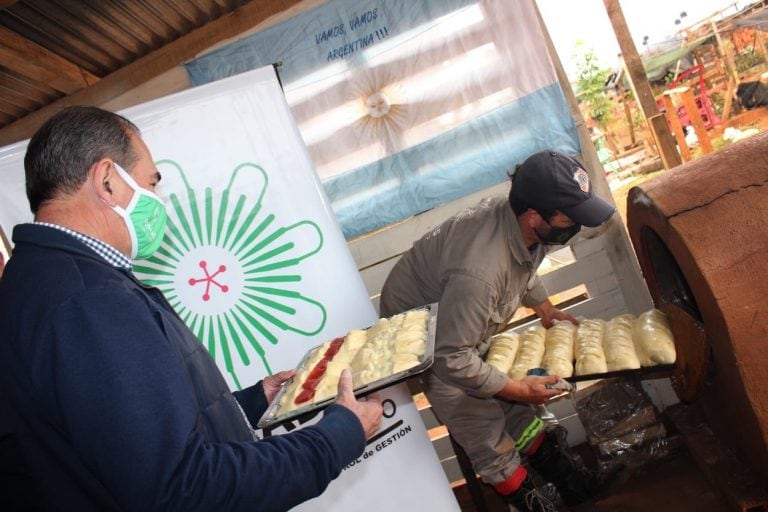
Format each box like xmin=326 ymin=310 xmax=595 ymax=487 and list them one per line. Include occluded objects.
xmin=534 ymin=217 xmax=582 ymax=245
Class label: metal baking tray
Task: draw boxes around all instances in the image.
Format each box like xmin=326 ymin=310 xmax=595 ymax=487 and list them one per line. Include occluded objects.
xmin=565 ymin=363 xmax=676 ymax=383
xmin=257 ymin=304 xmax=438 ymax=429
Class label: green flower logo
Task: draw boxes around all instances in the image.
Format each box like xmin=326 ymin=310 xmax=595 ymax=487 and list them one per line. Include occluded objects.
xmin=133 ymin=161 xmax=327 ymax=389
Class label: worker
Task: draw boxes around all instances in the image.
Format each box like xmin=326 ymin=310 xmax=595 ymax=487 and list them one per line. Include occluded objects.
xmin=380 ymin=150 xmax=616 ymax=511
xmin=0 ymin=106 xmax=383 ymax=511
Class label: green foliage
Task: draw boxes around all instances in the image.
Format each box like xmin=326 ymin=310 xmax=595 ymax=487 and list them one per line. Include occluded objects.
xmin=709 ymin=91 xmax=724 ymax=117
xmin=574 ymin=44 xmax=614 ymax=125
xmin=735 ymin=48 xmax=766 ymax=73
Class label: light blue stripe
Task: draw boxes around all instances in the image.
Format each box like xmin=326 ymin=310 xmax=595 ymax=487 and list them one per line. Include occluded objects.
xmin=327 ymin=83 xmax=580 ymax=239
xmin=186 ymin=0 xmax=477 ymax=87
xmin=184 ymin=0 xmax=580 ymax=240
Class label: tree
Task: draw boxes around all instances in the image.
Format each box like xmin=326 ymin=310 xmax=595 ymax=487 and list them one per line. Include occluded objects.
xmin=574 ymin=43 xmax=614 ymax=125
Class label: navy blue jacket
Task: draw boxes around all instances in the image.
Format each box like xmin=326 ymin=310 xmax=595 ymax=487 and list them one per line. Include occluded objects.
xmin=0 ymin=224 xmax=365 ymax=511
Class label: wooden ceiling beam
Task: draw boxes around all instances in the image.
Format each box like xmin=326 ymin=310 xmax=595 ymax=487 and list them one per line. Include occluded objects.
xmin=32 ymin=0 xmax=134 ymax=62
xmin=0 ymin=96 xmax=26 ymax=117
xmin=54 ymin=1 xmax=147 ymax=58
xmin=0 ymin=26 xmax=99 ymax=94
xmin=167 ymin=0 xmax=208 ymax=26
xmin=62 ymin=0 xmax=149 ymax=58
xmin=140 ymin=1 xmax=194 ymax=36
xmin=82 ymin=0 xmax=155 ymax=49
xmin=0 ymin=67 xmax=59 ymax=101
xmin=127 ymin=1 xmax=181 ymax=41
xmin=0 ymin=0 xmax=304 ymax=147
xmin=4 ymin=4 xmax=117 ymax=72
xmin=0 ymin=110 xmax=14 ymax=125
xmin=0 ymin=84 xmax=42 ymax=111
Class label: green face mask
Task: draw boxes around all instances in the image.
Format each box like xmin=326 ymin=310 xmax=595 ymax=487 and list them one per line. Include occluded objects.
xmin=112 ymin=164 xmax=168 ymax=260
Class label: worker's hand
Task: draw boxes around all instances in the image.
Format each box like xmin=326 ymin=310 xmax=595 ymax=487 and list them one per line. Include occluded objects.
xmin=335 ymin=369 xmax=383 ymax=439
xmin=544 ymin=309 xmax=579 ymax=328
xmin=263 ymin=369 xmax=296 ymax=405
xmin=533 ymin=299 xmax=579 ymax=329
xmin=497 ymin=375 xmax=563 ymax=404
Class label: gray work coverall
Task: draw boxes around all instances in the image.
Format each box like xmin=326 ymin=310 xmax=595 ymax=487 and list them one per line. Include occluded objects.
xmin=380 ymin=197 xmax=549 ymax=484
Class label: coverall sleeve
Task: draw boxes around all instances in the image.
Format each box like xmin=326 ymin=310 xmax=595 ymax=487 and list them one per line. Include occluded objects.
xmin=521 ymin=274 xmax=548 ymax=308
xmin=49 ymin=288 xmax=364 ymax=512
xmin=431 ymin=272 xmax=510 ymax=397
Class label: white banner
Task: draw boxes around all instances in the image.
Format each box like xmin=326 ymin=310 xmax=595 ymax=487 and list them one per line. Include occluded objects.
xmin=0 ymin=140 xmax=28 ymax=236
xmin=0 ymin=66 xmax=458 ymax=511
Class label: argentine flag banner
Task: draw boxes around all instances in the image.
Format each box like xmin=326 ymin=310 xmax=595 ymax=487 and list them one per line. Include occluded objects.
xmin=0 ymin=66 xmax=459 ymax=511
xmin=186 ymin=0 xmax=580 ymax=239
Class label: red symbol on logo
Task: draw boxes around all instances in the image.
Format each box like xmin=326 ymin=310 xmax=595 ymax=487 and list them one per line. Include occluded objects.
xmin=188 ymin=260 xmax=229 ymax=301
xmin=573 ymin=168 xmax=590 ymax=193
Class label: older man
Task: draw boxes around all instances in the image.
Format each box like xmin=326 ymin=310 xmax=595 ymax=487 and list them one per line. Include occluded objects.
xmin=0 ymin=106 xmax=382 ymax=511
xmin=381 ymin=150 xmax=615 ymax=511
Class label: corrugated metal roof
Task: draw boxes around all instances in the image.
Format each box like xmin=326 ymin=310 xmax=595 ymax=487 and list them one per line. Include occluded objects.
xmin=0 ymin=0 xmax=250 ymax=129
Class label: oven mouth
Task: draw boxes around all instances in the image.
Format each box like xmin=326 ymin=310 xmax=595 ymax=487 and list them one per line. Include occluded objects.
xmin=641 ymin=226 xmax=703 ymax=325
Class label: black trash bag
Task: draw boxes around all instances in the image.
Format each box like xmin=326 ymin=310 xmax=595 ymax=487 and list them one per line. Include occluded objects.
xmin=736 ymin=81 xmax=768 ymax=109
xmin=573 ymin=380 xmax=682 ymax=474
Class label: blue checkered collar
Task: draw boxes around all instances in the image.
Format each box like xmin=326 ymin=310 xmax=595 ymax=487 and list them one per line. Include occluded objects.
xmin=31 ymin=222 xmax=132 ymax=270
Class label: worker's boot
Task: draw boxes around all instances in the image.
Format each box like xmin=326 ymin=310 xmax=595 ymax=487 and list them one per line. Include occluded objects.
xmin=504 ymin=475 xmax=562 ymax=512
xmin=497 ymin=465 xmax=564 ymax=512
xmin=527 ymin=426 xmax=596 ymax=506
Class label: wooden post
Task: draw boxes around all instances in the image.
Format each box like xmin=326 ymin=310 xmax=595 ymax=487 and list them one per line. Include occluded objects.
xmin=604 ymin=0 xmax=682 ymax=170
xmin=660 ymin=93 xmax=691 ymax=162
xmin=712 ymin=21 xmax=740 ymax=85
xmin=672 ymin=86 xmax=714 ymax=154
xmin=722 ymin=74 xmax=737 ymax=121
xmin=673 ymin=36 xmax=689 ymax=79
xmin=692 ymin=48 xmax=705 ymax=70
xmin=621 ymin=85 xmax=637 ymax=145
xmin=602 ymin=124 xmax=622 ymax=156
xmin=756 ymin=29 xmax=768 ymax=61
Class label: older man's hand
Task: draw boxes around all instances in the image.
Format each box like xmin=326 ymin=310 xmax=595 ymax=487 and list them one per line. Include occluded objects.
xmin=335 ymin=369 xmax=383 ymax=439
xmin=263 ymin=369 xmax=296 ymax=405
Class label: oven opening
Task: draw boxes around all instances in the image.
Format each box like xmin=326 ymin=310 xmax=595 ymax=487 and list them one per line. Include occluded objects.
xmin=641 ymin=227 xmax=703 ymax=324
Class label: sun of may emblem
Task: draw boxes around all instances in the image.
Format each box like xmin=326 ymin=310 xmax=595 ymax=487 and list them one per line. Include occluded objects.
xmin=133 ymin=160 xmax=327 ymax=389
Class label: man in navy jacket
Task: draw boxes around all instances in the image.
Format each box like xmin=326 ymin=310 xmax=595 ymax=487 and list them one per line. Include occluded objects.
xmin=0 ymin=106 xmax=382 ymax=511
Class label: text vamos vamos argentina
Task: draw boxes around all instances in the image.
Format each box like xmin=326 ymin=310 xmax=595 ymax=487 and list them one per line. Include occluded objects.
xmin=314 ymin=9 xmax=379 ymax=44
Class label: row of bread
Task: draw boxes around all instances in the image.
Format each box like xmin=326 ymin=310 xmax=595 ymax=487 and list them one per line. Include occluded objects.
xmin=484 ymin=309 xmax=676 ymax=379
xmin=274 ymin=309 xmax=430 ymax=415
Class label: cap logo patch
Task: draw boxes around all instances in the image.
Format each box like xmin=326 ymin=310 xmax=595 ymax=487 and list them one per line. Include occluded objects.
xmin=573 ymin=168 xmax=590 ymax=193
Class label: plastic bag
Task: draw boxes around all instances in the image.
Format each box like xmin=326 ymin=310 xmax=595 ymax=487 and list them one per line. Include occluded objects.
xmin=573 ymin=379 xmax=682 ymax=473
